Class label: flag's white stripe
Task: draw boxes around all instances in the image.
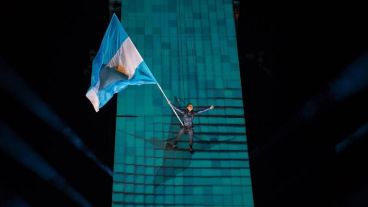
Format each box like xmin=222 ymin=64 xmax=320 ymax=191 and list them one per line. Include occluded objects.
xmin=107 ymin=37 xmax=143 ymax=79
xmin=86 ymin=87 xmax=100 ymax=112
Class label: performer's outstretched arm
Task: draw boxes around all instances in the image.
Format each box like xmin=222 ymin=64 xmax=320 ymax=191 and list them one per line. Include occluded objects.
xmin=196 ymin=105 xmax=214 ymax=114
xmin=168 ymin=101 xmax=184 ymax=114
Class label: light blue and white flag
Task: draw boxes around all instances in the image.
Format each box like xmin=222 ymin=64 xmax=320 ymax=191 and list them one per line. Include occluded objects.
xmin=86 ymin=13 xmax=157 ymax=112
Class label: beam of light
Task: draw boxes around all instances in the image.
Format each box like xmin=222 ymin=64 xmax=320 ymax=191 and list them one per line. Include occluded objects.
xmin=0 ymin=121 xmax=93 ymax=207
xmin=7 ymin=197 xmax=30 ymax=207
xmin=329 ymin=51 xmax=368 ymax=102
xmin=251 ymin=51 xmax=368 ymax=157
xmin=335 ymin=122 xmax=368 ymax=154
xmin=0 ymin=195 xmax=31 ymax=207
xmin=300 ymin=51 xmax=368 ymax=121
xmin=0 ymin=58 xmax=112 ymax=176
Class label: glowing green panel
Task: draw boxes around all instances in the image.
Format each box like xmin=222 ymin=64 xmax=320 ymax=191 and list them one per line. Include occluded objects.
xmin=112 ymin=0 xmax=254 ymax=206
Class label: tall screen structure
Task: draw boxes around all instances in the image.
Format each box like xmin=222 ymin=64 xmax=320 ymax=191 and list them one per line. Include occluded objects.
xmin=112 ymin=0 xmax=254 ymax=206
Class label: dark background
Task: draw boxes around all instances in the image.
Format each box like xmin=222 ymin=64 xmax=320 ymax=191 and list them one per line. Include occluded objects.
xmin=238 ymin=2 xmax=368 ymax=207
xmin=1 ymin=1 xmax=368 ymax=207
xmin=1 ymin=1 xmax=115 ymax=206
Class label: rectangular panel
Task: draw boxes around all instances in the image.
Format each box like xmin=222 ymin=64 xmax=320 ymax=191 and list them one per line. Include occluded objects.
xmin=112 ymin=0 xmax=254 ymax=206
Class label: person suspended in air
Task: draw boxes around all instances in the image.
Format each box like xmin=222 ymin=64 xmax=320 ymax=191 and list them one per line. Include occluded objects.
xmin=167 ymin=100 xmax=214 ymax=153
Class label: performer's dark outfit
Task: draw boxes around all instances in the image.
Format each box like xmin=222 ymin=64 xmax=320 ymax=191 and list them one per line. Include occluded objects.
xmin=171 ymin=104 xmax=212 ymax=152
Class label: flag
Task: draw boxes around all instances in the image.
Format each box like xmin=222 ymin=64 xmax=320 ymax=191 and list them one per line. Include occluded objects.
xmin=86 ymin=13 xmax=157 ymax=112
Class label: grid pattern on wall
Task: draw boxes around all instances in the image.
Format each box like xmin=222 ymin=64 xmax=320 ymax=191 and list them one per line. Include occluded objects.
xmin=112 ymin=0 xmax=254 ymax=206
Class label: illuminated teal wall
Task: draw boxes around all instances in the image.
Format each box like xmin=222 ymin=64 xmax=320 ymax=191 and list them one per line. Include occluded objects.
xmin=112 ymin=0 xmax=254 ymax=206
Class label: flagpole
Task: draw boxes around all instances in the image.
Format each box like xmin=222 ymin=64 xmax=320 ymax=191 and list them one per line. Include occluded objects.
xmin=156 ymin=83 xmax=184 ymax=126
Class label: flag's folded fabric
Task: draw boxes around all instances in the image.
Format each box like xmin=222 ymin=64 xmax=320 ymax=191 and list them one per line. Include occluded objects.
xmin=86 ymin=14 xmax=157 ymax=112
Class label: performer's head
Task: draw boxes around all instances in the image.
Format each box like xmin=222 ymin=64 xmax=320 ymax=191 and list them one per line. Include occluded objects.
xmin=186 ymin=103 xmax=193 ymax=112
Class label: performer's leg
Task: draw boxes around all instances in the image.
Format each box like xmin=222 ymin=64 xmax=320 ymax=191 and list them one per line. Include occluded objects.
xmin=173 ymin=128 xmax=185 ymax=147
xmin=188 ymin=129 xmax=194 ymax=152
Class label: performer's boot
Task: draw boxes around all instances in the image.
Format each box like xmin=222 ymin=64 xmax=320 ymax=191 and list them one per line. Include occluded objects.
xmin=172 ymin=141 xmax=177 ymax=149
xmin=189 ymin=144 xmax=194 ymax=154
